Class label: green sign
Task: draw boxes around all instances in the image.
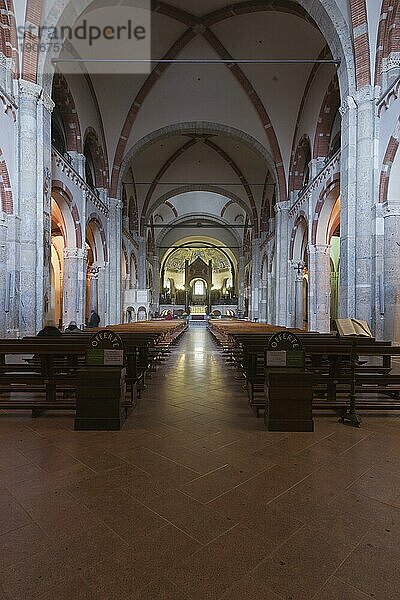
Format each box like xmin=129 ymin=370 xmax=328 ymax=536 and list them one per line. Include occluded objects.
xmin=86 ymin=348 xmax=104 ymax=366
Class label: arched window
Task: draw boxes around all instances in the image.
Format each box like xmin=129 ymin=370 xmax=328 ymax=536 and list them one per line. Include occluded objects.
xmin=194 ymin=280 xmax=205 ymax=295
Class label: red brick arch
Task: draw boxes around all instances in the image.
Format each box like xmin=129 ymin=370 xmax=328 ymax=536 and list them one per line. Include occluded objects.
xmin=289 ymin=212 xmax=308 ymax=260
xmin=51 ymin=180 xmax=82 ymax=247
xmin=52 ymin=74 xmax=82 ymax=153
xmin=0 ymin=148 xmax=13 ymax=214
xmin=86 ymin=213 xmax=108 ymax=262
xmin=0 ymin=0 xmax=18 ymax=77
xmin=375 ymin=0 xmax=400 ymax=86
xmin=311 ymin=174 xmax=340 ymax=244
xmin=313 ymin=78 xmax=340 ymax=159
xmin=289 ymin=135 xmax=311 ymax=193
xmin=349 ymin=0 xmax=371 ymax=89
xmin=84 ymin=128 xmax=108 ymax=189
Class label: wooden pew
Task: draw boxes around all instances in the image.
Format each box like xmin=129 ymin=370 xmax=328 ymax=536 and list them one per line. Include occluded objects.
xmin=0 ymin=320 xmax=188 ymax=417
xmin=208 ymin=320 xmax=400 ymax=424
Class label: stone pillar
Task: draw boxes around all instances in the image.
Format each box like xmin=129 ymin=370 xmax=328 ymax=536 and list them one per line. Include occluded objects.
xmin=238 ymin=255 xmax=245 ymax=313
xmin=5 ymin=214 xmax=20 ymax=337
xmin=250 ymin=238 xmax=261 ymax=320
xmin=18 ymin=81 xmax=54 ymax=335
xmin=152 ymin=253 xmax=160 ymax=313
xmin=274 ymin=201 xmax=290 ymax=326
xmin=0 ymin=214 xmax=7 ymax=336
xmin=383 ymin=201 xmax=400 ymax=342
xmin=340 ymin=88 xmax=375 ymax=324
xmin=294 ymin=264 xmax=304 ymax=330
xmin=108 ymin=198 xmax=122 ymax=325
xmin=260 ymin=272 xmax=268 ymax=323
xmin=309 ymin=244 xmax=331 ymax=333
xmin=18 ymin=81 xmax=42 ymax=335
xmin=137 ymin=236 xmax=147 ymax=289
xmin=267 ymin=271 xmax=274 ymax=324
xmin=63 ymin=248 xmax=86 ymax=328
xmin=87 ymin=267 xmax=100 ymax=314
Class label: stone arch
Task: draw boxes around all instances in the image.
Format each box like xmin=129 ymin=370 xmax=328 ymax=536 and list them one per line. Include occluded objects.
xmin=83 ymin=128 xmax=108 ymax=189
xmin=118 ymin=121 xmax=277 ymax=197
xmin=0 ymin=148 xmax=13 ymax=214
xmin=379 ymin=117 xmax=400 ymax=204
xmin=312 ymin=175 xmax=340 ymax=245
xmin=290 ymin=213 xmax=308 ymax=261
xmin=289 ymin=135 xmax=312 ymax=193
xmin=51 ymin=181 xmax=82 ymax=247
xmin=313 ymin=77 xmax=340 ymax=159
xmin=86 ymin=213 xmax=108 ymax=263
xmin=52 ymin=74 xmax=82 ymax=153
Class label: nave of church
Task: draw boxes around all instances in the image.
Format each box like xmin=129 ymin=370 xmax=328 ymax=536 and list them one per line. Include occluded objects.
xmin=0 ymin=327 xmax=400 ymax=600
xmin=0 ymin=0 xmax=400 ymax=597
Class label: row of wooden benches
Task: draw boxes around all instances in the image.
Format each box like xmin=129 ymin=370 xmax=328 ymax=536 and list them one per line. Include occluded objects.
xmin=208 ymin=320 xmax=400 ymax=426
xmin=0 ymin=321 xmax=188 ymax=417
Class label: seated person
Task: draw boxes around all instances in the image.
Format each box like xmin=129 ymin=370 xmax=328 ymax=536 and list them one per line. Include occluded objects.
xmin=65 ymin=321 xmax=81 ymax=333
xmin=37 ymin=322 xmax=62 ymax=337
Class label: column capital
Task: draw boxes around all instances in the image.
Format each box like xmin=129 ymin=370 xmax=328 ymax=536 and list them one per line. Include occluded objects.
xmin=18 ymin=80 xmax=42 ymax=103
xmin=63 ymin=247 xmax=86 ymax=260
xmin=308 ymin=243 xmax=330 ymax=255
xmin=274 ymin=200 xmax=290 ymax=214
xmin=382 ymin=201 xmax=400 ymax=218
xmin=39 ymin=89 xmax=55 ymax=114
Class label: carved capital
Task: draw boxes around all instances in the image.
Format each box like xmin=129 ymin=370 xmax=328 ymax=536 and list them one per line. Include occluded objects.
xmin=40 ymin=89 xmax=55 ymax=114
xmin=18 ymin=80 xmax=42 ymax=102
xmin=64 ymin=247 xmax=86 ymax=260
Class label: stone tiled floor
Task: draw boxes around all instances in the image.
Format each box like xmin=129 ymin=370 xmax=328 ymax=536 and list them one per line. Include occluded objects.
xmin=0 ymin=327 xmax=400 ymax=598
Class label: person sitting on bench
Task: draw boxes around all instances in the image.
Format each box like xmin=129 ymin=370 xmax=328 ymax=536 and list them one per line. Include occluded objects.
xmin=65 ymin=321 xmax=81 ymax=333
xmin=37 ymin=323 xmax=62 ymax=337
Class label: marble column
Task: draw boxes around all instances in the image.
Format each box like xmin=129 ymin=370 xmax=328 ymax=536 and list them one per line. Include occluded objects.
xmin=87 ymin=266 xmax=100 ymax=314
xmin=309 ymin=244 xmax=331 ymax=333
xmin=237 ymin=255 xmax=245 ymax=313
xmin=137 ymin=236 xmax=147 ymax=289
xmin=18 ymin=81 xmax=42 ymax=335
xmin=63 ymin=248 xmax=86 ymax=328
xmin=294 ymin=264 xmax=304 ymax=330
xmin=340 ymin=88 xmax=376 ymax=324
xmin=260 ymin=274 xmax=268 ymax=323
xmin=18 ymin=81 xmax=54 ymax=335
xmin=250 ymin=238 xmax=261 ymax=320
xmin=108 ymin=198 xmax=122 ymax=325
xmin=0 ymin=214 xmax=7 ymax=336
xmin=5 ymin=214 xmax=20 ymax=337
xmin=267 ymin=271 xmax=274 ymax=324
xmin=152 ymin=253 xmax=160 ymax=313
xmin=383 ymin=201 xmax=400 ymax=342
xmin=274 ymin=201 xmax=290 ymax=326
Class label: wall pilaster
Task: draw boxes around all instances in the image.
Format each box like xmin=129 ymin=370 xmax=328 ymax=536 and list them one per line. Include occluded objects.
xmin=383 ymin=200 xmax=400 ymax=341
xmin=63 ymin=248 xmax=86 ymax=327
xmin=308 ymin=244 xmax=331 ymax=333
xmin=107 ymin=198 xmax=122 ymax=324
xmin=274 ymin=201 xmax=290 ymax=326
